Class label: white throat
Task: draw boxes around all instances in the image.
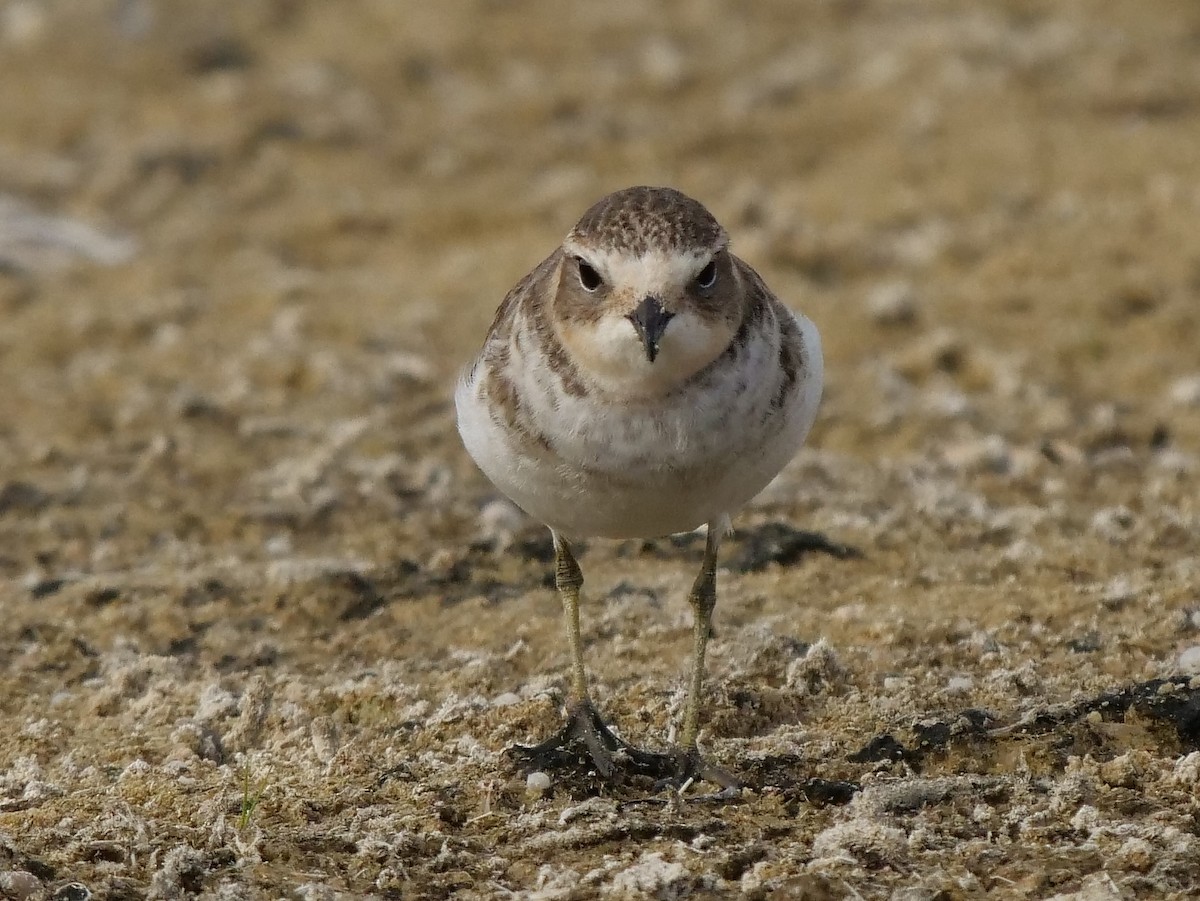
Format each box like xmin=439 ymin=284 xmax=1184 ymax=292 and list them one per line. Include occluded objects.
xmin=567 ymin=310 xmax=728 ymax=397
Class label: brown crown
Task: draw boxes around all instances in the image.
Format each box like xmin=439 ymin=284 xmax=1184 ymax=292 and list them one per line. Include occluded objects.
xmin=567 ymin=186 xmax=728 ymax=256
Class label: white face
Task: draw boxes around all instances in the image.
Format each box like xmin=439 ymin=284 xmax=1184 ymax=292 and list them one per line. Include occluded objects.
xmin=592 ymin=246 xmax=709 ymax=302
xmin=555 ymin=244 xmax=740 ymax=397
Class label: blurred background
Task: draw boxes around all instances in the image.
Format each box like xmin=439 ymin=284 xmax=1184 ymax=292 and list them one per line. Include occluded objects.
xmin=2 ymin=1 xmax=1200 ymax=896
xmin=3 ymin=0 xmax=1198 ymax=552
xmin=3 ymin=0 xmax=1199 ymax=572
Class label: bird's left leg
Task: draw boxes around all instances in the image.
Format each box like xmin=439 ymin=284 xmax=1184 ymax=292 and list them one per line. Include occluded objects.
xmin=672 ymin=522 xmax=740 ymax=791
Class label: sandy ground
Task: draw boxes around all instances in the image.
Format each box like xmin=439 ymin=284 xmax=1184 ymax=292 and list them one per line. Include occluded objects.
xmin=2 ymin=1 xmax=1200 ymax=898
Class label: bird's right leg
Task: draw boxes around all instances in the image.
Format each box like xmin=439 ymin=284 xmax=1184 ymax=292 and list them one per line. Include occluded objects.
xmin=511 ymin=531 xmax=673 ymax=779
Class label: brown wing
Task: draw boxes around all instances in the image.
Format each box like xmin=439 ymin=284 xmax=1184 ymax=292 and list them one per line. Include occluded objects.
xmin=482 ymin=249 xmax=563 ymax=350
xmin=730 ymin=255 xmax=807 ymax=412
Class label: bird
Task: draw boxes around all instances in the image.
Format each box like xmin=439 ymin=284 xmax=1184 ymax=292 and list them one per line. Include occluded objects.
xmin=455 ymin=186 xmax=823 ymax=789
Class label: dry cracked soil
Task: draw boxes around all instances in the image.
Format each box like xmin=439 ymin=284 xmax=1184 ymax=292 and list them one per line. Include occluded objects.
xmin=2 ymin=1 xmax=1200 ymax=899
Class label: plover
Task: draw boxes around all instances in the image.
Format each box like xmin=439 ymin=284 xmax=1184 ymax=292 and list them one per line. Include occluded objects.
xmin=456 ymin=186 xmax=823 ymax=788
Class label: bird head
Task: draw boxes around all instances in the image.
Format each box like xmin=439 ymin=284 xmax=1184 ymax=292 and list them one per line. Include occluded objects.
xmin=550 ymin=187 xmax=745 ymax=397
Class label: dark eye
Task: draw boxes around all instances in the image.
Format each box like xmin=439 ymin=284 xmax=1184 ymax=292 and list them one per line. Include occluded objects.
xmin=696 ymin=260 xmax=717 ymax=290
xmin=576 ymin=257 xmax=602 ymax=292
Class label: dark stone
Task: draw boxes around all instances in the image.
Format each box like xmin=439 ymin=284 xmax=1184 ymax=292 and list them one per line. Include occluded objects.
xmin=0 ymin=480 xmax=50 ymax=513
xmin=188 ymin=36 xmax=254 ymax=74
xmin=849 ymin=733 xmax=910 ymax=764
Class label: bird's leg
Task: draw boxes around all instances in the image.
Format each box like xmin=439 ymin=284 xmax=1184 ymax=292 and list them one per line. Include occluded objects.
xmin=672 ymin=523 xmax=740 ymax=792
xmin=511 ymin=529 xmax=737 ymax=791
xmin=511 ymin=532 xmax=671 ymax=779
xmin=554 ymin=533 xmax=590 ymax=705
xmin=679 ymin=525 xmax=718 ymax=749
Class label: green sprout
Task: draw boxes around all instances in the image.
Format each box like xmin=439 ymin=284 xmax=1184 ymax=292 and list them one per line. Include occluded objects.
xmin=236 ymin=758 xmax=268 ymax=830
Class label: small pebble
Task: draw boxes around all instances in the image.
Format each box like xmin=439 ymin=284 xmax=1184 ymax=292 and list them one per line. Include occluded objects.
xmin=51 ymin=883 xmax=91 ymax=901
xmin=477 ymin=498 xmax=526 ymax=546
xmin=1116 ymin=837 xmax=1154 ymax=872
xmin=970 ymin=803 xmax=994 ymax=824
xmin=0 ymin=871 xmax=42 ymax=901
xmin=1101 ymin=577 xmax=1136 ymax=610
xmin=1153 ymin=448 xmax=1196 ymax=474
xmin=1168 ymin=374 xmax=1200 ymax=407
xmin=941 ymin=435 xmax=1010 ymax=473
xmin=1171 ymin=752 xmax=1200 ymax=787
xmin=922 ymin=385 xmax=972 ymax=418
xmin=640 ymin=37 xmax=686 ymax=89
xmin=1177 ymin=645 xmax=1200 ymax=674
xmin=119 ymin=759 xmax=152 ymax=780
xmin=383 ymin=351 xmax=434 ymax=384
xmin=1070 ymin=804 xmax=1101 ymax=833
xmin=1040 ymin=438 xmax=1085 ymax=466
xmin=608 ymin=852 xmax=690 ymax=896
xmin=812 ymin=819 xmax=909 ymax=866
xmin=265 ymin=534 xmax=293 ymax=557
xmin=525 ymin=771 xmax=552 ymax=795
xmin=1099 ymin=753 xmax=1141 ymax=789
xmin=1001 ymin=539 xmax=1042 ymax=566
xmin=1090 ymin=506 xmax=1135 ymax=543
xmin=894 ymin=328 xmax=965 ymax=380
xmin=310 ymin=716 xmax=340 ymax=763
xmin=866 ymin=280 xmax=918 ymax=326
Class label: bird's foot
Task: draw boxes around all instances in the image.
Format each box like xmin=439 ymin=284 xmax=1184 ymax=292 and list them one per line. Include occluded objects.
xmin=510 ymin=700 xmax=671 ymax=780
xmin=508 ymin=701 xmax=739 ymax=795
xmin=654 ymin=745 xmax=742 ymax=800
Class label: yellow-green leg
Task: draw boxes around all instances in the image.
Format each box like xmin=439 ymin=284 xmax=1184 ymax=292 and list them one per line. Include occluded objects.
xmin=553 ymin=533 xmax=590 ymax=704
xmin=514 ymin=532 xmax=670 ymax=778
xmin=679 ymin=525 xmax=719 ymax=749
xmin=511 ymin=527 xmax=739 ymax=792
xmin=675 ymin=523 xmax=740 ymax=792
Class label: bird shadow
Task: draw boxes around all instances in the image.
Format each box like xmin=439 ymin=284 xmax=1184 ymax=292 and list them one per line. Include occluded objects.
xmin=621 ymin=521 xmax=863 ymax=573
